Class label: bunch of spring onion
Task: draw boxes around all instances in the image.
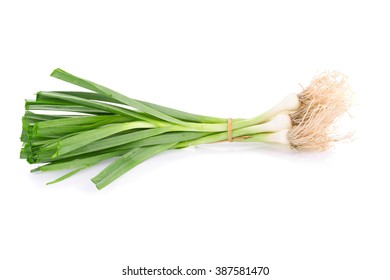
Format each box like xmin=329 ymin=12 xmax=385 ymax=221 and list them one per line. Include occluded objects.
xmin=21 ymin=69 xmax=352 ymax=189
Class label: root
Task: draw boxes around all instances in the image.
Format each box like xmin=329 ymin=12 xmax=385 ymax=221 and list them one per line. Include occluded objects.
xmin=288 ymin=71 xmax=352 ymax=151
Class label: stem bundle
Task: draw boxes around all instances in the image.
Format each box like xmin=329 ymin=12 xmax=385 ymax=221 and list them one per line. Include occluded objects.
xmin=21 ymin=69 xmax=352 ymax=189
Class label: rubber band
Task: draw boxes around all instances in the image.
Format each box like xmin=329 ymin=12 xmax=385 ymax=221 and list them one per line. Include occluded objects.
xmin=227 ymin=118 xmax=233 ymax=142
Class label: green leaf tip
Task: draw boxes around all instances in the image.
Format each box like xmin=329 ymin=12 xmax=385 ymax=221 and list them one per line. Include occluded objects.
xmin=50 ymin=68 xmax=66 ymax=77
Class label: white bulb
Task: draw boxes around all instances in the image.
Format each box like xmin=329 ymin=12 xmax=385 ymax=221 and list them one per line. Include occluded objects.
xmin=265 ymin=129 xmax=290 ymax=145
xmin=258 ymin=113 xmax=292 ymax=132
xmin=272 ymin=94 xmax=300 ymax=113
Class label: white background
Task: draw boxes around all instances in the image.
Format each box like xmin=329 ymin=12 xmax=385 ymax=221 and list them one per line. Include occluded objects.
xmin=1 ymin=1 xmax=389 ymax=279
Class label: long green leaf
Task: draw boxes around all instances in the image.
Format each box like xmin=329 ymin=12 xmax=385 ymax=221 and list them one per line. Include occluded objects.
xmin=37 ymin=151 xmax=123 ymax=172
xmin=46 ymin=167 xmax=87 ymax=185
xmin=61 ymin=127 xmax=171 ymax=158
xmin=119 ymin=131 xmax=210 ymax=148
xmin=37 ymin=91 xmax=152 ymax=121
xmin=38 ymin=91 xmax=120 ymax=104
xmin=138 ymin=100 xmax=226 ymax=123
xmin=43 ymin=91 xmax=227 ymax=123
xmin=26 ymin=103 xmax=109 ymax=115
xmin=24 ymin=111 xmax=77 ymax=122
xmin=92 ymin=143 xmax=177 ymax=190
xmin=42 ymin=121 xmax=155 ymax=157
xmin=34 ymin=115 xmax=133 ymax=137
xmin=36 ymin=115 xmax=119 ymax=128
xmin=51 ymin=69 xmax=187 ymax=125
